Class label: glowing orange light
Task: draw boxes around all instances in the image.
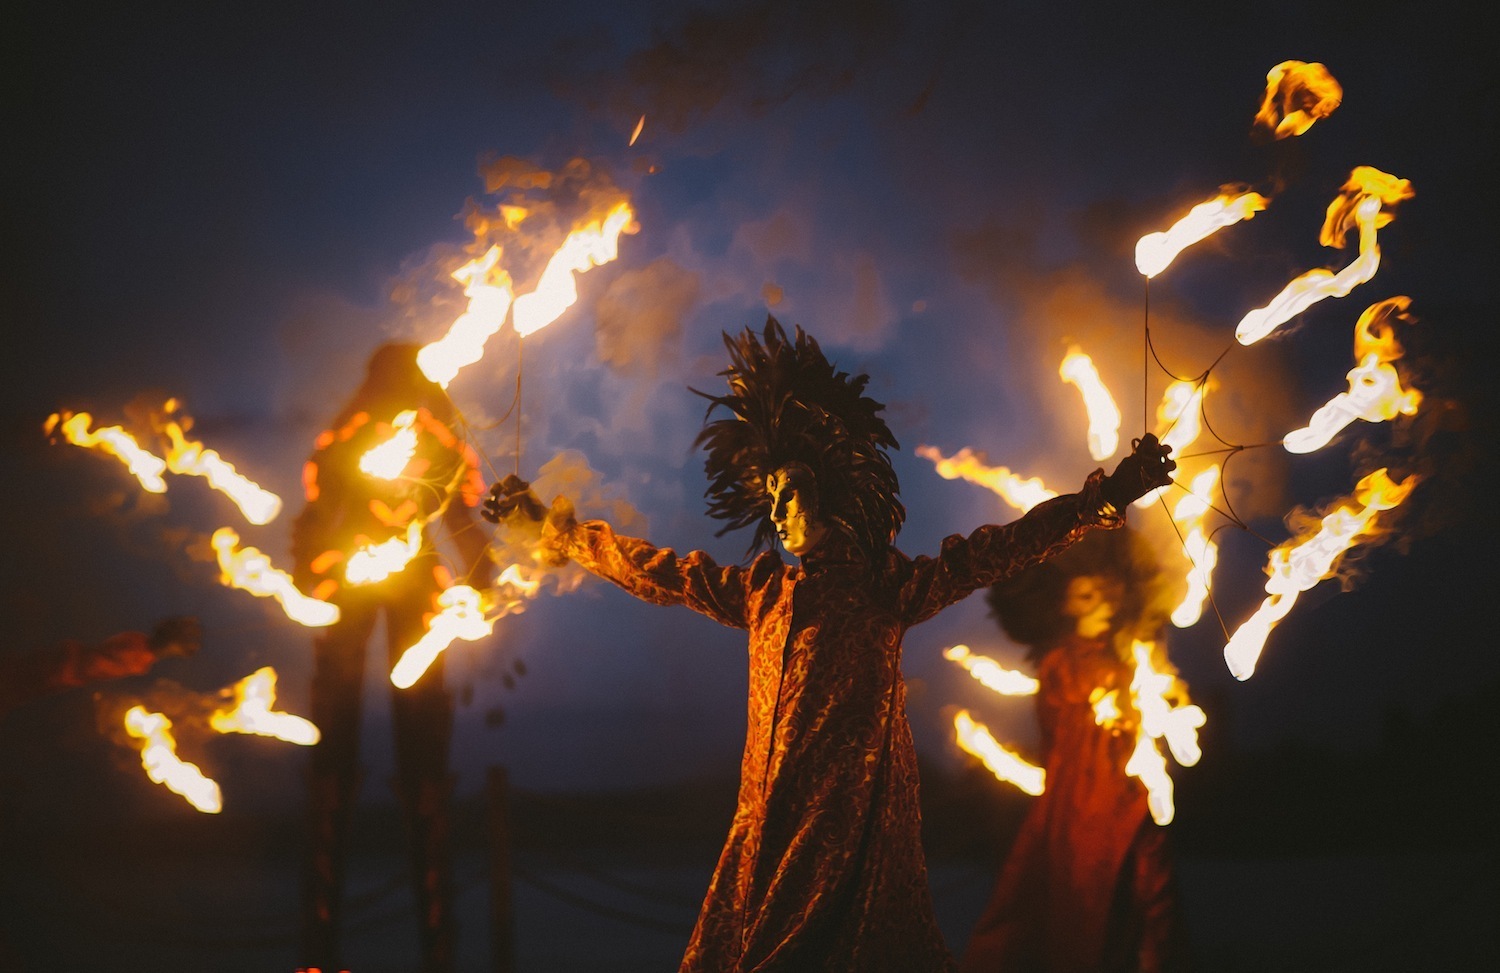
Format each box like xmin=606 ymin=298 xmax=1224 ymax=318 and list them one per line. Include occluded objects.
xmin=943 ymin=644 xmax=1039 ymax=696
xmin=953 ymin=710 xmax=1045 ymax=796
xmin=358 ymin=410 xmax=419 ymax=480
xmin=390 ymin=584 xmax=494 ymax=689
xmin=1135 ymin=380 xmax=1209 ymax=508
xmin=211 ymin=527 xmax=340 ymax=627
xmin=1236 ymin=168 xmax=1413 ymax=346
xmin=1124 ymin=641 xmax=1204 ymax=825
xmin=158 ymin=410 xmax=282 ymax=525
xmin=1135 ymin=190 xmax=1268 ymax=279
xmin=416 ymin=246 xmax=515 ymax=388
xmin=512 ymin=202 xmax=635 ymax=337
xmin=1059 ymin=346 xmax=1121 ymax=461
xmin=46 ymin=411 xmax=167 ymax=492
xmin=1224 ymin=468 xmax=1418 ymax=680
xmin=209 ymin=667 xmax=320 ymax=745
xmin=344 ymin=520 xmax=425 ymax=586
xmin=123 ymin=705 xmax=222 ymax=814
xmin=629 ymin=115 xmax=646 ymax=147
xmin=1253 ymin=60 xmax=1342 ymax=139
xmin=1170 ymin=465 xmax=1222 ymax=628
xmin=916 ymin=445 xmax=1057 ymax=512
xmin=1090 ymin=687 xmax=1122 ymax=727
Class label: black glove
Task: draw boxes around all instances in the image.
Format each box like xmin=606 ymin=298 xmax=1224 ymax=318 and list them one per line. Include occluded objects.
xmin=1102 ymin=433 xmax=1176 ymax=510
xmin=482 ymin=474 xmax=547 ymax=524
xmin=148 ymin=616 xmax=202 ymax=658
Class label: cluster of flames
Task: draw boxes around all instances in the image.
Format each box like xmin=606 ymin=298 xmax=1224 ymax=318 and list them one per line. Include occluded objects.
xmin=938 ymin=61 xmax=1424 ymax=817
xmin=123 ymin=667 xmax=319 ymax=813
xmin=47 ymin=189 xmax=635 ymax=810
xmin=948 ymin=641 xmax=1203 ymax=824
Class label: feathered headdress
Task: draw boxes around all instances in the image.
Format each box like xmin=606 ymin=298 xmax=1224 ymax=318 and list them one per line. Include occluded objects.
xmin=693 ymin=317 xmax=904 ymax=558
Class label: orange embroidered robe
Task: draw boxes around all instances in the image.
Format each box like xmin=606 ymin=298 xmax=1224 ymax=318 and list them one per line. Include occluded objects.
xmin=552 ymin=473 xmax=1116 ymax=972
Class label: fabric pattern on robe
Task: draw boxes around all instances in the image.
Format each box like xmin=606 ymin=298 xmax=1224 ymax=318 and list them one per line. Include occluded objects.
xmin=958 ymin=635 xmax=1187 ymax=973
xmin=550 ymin=471 xmax=1118 ymax=973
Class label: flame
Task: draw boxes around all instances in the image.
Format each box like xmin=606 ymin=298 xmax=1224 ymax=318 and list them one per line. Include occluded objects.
xmin=1059 ymin=346 xmax=1121 ymax=461
xmin=943 ymin=644 xmax=1040 ymax=696
xmin=1123 ymin=641 xmax=1204 ymax=825
xmin=1170 ymin=465 xmax=1222 ymax=627
xmin=358 ymin=410 xmax=420 ymax=479
xmin=158 ymin=412 xmax=282 ymax=525
xmin=1283 ymin=297 xmax=1421 ymax=453
xmin=1283 ymin=354 xmax=1421 ymax=453
xmin=1224 ymin=468 xmax=1418 ymax=680
xmin=1236 ymin=168 xmax=1412 ymax=346
xmin=1135 ymin=380 xmax=1209 ymax=508
xmin=344 ymin=520 xmax=425 ymax=585
xmin=952 ymin=710 xmax=1045 ymax=796
xmin=512 ymin=201 xmax=635 ymax=337
xmin=1135 ymin=190 xmax=1269 ymax=278
xmin=629 ymin=114 xmax=646 ymax=146
xmin=916 ymin=445 xmax=1057 ymax=513
xmin=416 ymin=246 xmax=516 ymax=388
xmin=1090 ymin=687 xmax=1122 ymax=727
xmin=1253 ymin=60 xmax=1343 ymax=139
xmin=46 ymin=411 xmax=168 ymax=492
xmin=390 ymin=584 xmax=495 ymax=689
xmin=211 ymin=527 xmax=340 ymax=627
xmin=123 ymin=705 xmax=222 ymax=814
xmin=209 ymin=667 xmax=320 ymax=745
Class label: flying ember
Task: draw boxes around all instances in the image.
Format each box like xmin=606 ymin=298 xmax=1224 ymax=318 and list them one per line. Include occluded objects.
xmin=1135 ymin=190 xmax=1268 ymax=279
xmin=209 ymin=667 xmax=320 ymax=745
xmin=390 ymin=584 xmax=494 ymax=689
xmin=1059 ymin=346 xmax=1121 ymax=461
xmin=953 ymin=710 xmax=1046 ymax=796
xmin=944 ymin=644 xmax=1040 ymax=696
xmin=210 ymin=527 xmax=341 ymax=627
xmin=45 ymin=411 xmax=168 ymax=493
xmin=1253 ymin=60 xmax=1343 ymax=139
xmin=123 ymin=705 xmax=223 ymax=814
xmin=1223 ymin=468 xmax=1418 ymax=680
xmin=1236 ymin=167 xmax=1413 ymax=346
xmin=915 ymin=445 xmax=1057 ymax=513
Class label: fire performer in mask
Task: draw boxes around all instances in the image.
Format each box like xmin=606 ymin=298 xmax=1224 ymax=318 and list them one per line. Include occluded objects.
xmin=484 ymin=318 xmax=1174 ymax=971
xmin=960 ymin=528 xmax=1190 ymax=973
xmin=291 ymin=343 xmax=493 ymax=973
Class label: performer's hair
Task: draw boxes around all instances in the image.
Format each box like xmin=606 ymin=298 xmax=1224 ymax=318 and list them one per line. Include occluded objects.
xmin=693 ymin=317 xmax=904 ymax=559
xmin=986 ymin=526 xmax=1165 ymax=662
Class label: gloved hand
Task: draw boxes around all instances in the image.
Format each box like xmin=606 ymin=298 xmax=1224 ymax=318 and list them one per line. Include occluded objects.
xmin=1102 ymin=433 xmax=1176 ymax=510
xmin=482 ymin=474 xmax=547 ymax=524
xmin=148 ymin=616 xmax=202 ymax=658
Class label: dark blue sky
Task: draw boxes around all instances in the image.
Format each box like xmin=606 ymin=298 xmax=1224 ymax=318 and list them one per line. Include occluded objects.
xmin=6 ymin=0 xmax=1495 ymax=801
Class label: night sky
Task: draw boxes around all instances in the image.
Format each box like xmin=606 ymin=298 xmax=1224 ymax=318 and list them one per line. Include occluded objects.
xmin=4 ymin=0 xmax=1497 ymax=966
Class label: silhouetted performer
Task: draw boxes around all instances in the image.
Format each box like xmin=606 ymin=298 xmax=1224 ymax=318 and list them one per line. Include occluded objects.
xmin=960 ymin=527 xmax=1190 ymax=973
xmin=486 ymin=319 xmax=1174 ymax=972
xmin=292 ymin=343 xmax=492 ymax=973
xmin=0 ymin=617 xmax=201 ymax=718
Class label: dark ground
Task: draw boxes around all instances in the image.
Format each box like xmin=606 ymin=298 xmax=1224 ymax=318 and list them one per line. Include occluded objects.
xmin=2 ymin=691 xmax=1496 ymax=973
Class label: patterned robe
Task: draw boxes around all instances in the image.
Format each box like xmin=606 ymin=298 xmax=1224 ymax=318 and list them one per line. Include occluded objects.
xmin=958 ymin=635 xmax=1187 ymax=973
xmin=550 ymin=472 xmax=1117 ymax=972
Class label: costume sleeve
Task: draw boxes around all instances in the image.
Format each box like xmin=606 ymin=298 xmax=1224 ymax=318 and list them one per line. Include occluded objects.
xmin=898 ymin=469 xmax=1123 ymax=627
xmin=551 ymin=520 xmax=756 ymax=630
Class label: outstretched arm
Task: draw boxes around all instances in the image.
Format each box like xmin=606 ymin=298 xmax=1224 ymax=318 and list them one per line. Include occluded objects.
xmin=484 ymin=476 xmax=759 ymax=630
xmin=900 ymin=435 xmax=1175 ymax=626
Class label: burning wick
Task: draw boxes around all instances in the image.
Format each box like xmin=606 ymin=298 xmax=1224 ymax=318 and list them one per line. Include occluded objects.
xmin=943 ymin=645 xmax=1039 ymax=696
xmin=1135 ymin=190 xmax=1268 ymax=279
xmin=209 ymin=667 xmax=320 ymax=746
xmin=46 ymin=411 xmax=168 ymax=493
xmin=953 ymin=710 xmax=1045 ymax=796
xmin=417 ymin=247 xmax=516 ymax=389
xmin=1254 ymin=60 xmax=1342 ymax=139
xmin=211 ymin=527 xmax=341 ymax=628
xmin=916 ymin=445 xmax=1057 ymax=513
xmin=390 ymin=584 xmax=495 ymax=689
xmin=123 ymin=705 xmax=223 ymax=814
xmin=1059 ymin=346 xmax=1121 ymax=461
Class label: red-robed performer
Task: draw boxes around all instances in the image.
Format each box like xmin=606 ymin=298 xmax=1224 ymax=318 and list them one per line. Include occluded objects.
xmin=960 ymin=527 xmax=1191 ymax=973
xmin=291 ymin=343 xmax=494 ymax=973
xmin=484 ymin=319 xmax=1175 ymax=972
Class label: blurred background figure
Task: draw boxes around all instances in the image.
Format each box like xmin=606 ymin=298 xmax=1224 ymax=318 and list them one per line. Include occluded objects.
xmin=291 ymin=343 xmax=493 ymax=973
xmin=0 ymin=616 xmax=201 ymax=720
xmin=960 ymin=527 xmax=1191 ymax=973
